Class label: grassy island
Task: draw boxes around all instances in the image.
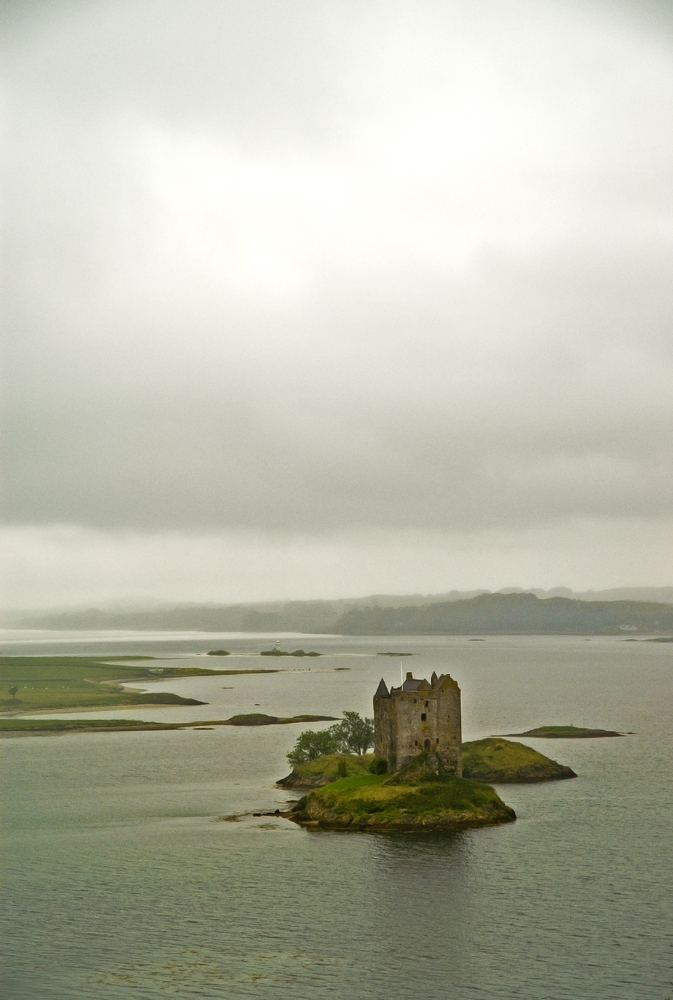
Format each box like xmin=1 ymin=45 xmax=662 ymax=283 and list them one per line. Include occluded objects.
xmin=500 ymin=725 xmax=624 ymax=738
xmin=224 ymin=713 xmax=336 ymax=727
xmin=260 ymin=649 xmax=321 ymax=657
xmin=287 ymin=752 xmax=515 ymax=832
xmin=462 ymin=738 xmax=577 ymax=782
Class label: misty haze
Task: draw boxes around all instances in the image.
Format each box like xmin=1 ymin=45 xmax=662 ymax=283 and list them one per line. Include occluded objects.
xmin=2 ymin=0 xmax=673 ymax=610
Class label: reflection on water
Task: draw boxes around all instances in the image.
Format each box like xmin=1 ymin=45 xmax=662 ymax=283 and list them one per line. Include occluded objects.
xmin=1 ymin=633 xmax=672 ymax=999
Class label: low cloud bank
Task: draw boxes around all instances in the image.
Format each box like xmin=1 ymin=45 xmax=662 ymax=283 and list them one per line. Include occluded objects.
xmin=2 ymin=520 xmax=672 ymax=611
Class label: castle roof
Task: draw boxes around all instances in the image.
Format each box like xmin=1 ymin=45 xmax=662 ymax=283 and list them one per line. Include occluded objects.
xmin=384 ymin=673 xmax=458 ymax=695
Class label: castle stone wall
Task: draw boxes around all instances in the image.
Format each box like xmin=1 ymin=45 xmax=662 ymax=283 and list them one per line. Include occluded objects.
xmin=374 ymin=672 xmax=462 ymax=775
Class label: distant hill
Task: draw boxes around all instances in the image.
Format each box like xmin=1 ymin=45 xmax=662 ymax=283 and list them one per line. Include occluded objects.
xmin=529 ymin=586 xmax=673 ymax=604
xmin=3 ymin=587 xmax=672 ymax=633
xmin=0 ymin=591 xmax=492 ymax=631
xmin=333 ymin=592 xmax=673 ymax=635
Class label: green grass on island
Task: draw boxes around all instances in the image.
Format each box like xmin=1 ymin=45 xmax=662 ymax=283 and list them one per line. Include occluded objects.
xmin=278 ymin=753 xmax=376 ymax=788
xmin=280 ymin=739 xmax=578 ymax=789
xmin=289 ymin=761 xmax=515 ymax=832
xmin=462 ymin=738 xmax=577 ymax=782
xmin=0 ymin=656 xmax=279 ymax=714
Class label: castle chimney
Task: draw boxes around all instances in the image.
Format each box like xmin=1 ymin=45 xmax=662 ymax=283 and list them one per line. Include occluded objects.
xmin=406 ymin=672 xmax=413 ymax=680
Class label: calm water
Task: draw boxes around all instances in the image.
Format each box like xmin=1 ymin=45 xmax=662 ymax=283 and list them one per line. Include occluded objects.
xmin=1 ymin=632 xmax=672 ymax=999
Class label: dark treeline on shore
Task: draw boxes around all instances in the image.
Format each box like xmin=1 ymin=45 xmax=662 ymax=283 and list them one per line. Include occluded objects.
xmin=4 ymin=589 xmax=673 ymax=635
xmin=335 ymin=592 xmax=673 ymax=635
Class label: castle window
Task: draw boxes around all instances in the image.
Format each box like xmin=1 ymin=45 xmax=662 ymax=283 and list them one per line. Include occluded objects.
xmin=436 ymin=738 xmax=439 ymax=744
xmin=425 ymin=701 xmax=429 ymax=707
xmin=421 ymin=713 xmax=427 ymax=721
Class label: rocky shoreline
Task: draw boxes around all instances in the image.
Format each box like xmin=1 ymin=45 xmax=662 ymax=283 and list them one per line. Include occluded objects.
xmin=285 ymin=752 xmax=516 ymax=833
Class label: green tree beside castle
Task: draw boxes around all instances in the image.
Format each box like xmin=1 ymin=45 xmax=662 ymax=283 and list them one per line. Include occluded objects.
xmin=287 ymin=711 xmax=374 ymax=767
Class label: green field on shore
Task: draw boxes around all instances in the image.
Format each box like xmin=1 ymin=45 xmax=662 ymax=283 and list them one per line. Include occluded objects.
xmin=0 ymin=656 xmax=275 ymax=713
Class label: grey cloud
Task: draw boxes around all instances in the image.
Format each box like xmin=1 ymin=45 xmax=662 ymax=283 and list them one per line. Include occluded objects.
xmin=3 ymin=0 xmax=673 ymax=537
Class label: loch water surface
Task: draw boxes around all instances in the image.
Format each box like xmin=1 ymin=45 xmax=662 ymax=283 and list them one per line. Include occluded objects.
xmin=1 ymin=632 xmax=672 ymax=999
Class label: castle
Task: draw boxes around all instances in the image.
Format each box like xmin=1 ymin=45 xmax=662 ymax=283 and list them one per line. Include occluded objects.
xmin=373 ymin=671 xmax=462 ymax=775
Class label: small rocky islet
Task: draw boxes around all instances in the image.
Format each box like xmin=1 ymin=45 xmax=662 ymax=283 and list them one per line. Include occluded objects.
xmin=284 ymin=752 xmax=517 ymax=833
xmin=499 ymin=725 xmax=625 ymax=738
xmin=260 ymin=648 xmax=321 ymax=657
xmin=462 ymin=738 xmax=577 ymax=782
xmin=207 ymin=648 xmax=321 ymax=657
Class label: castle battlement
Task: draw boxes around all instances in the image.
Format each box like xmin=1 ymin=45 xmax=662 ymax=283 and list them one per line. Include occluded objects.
xmin=373 ymin=670 xmax=462 ymax=774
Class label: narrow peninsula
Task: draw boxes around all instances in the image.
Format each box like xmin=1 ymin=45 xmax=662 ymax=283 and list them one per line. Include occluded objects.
xmin=0 ymin=656 xmax=281 ymax=715
xmin=0 ymin=712 xmax=338 ymax=737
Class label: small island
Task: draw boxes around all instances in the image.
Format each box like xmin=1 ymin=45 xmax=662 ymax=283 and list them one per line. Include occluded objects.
xmin=260 ymin=648 xmax=321 ymax=657
xmin=287 ymin=752 xmax=515 ymax=832
xmin=499 ymin=725 xmax=625 ymax=738
xmin=462 ymin=738 xmax=577 ymax=782
xmin=223 ymin=713 xmax=336 ymax=727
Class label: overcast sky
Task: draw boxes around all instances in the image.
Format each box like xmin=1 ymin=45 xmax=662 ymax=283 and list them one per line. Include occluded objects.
xmin=2 ymin=0 xmax=673 ymax=609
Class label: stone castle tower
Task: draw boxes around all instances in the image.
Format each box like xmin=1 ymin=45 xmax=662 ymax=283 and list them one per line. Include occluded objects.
xmin=373 ymin=671 xmax=462 ymax=775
